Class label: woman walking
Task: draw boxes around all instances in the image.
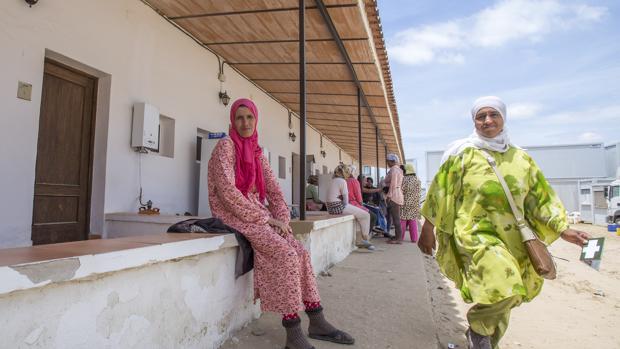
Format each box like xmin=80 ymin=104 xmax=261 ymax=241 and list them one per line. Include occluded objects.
xmin=208 ymin=98 xmax=353 ymax=349
xmin=418 ymin=96 xmax=590 ymax=349
xmin=400 ymin=164 xmax=421 ymax=242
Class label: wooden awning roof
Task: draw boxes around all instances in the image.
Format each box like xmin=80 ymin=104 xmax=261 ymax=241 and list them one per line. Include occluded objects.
xmin=144 ymin=0 xmax=404 ymax=166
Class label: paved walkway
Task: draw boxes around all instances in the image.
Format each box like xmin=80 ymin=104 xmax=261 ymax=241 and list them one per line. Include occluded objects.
xmin=221 ymin=237 xmax=438 ymax=349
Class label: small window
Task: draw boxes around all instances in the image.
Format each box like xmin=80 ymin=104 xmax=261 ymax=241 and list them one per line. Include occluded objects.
xmin=278 ymin=156 xmax=286 ymax=179
xmin=157 ymin=114 xmax=175 ymax=158
xmin=580 ymin=188 xmax=590 ymax=195
xmin=323 ymin=165 xmax=328 ymax=174
xmin=594 ymin=191 xmax=606 ymax=209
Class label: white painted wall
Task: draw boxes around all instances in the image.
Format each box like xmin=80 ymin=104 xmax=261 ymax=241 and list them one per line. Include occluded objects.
xmin=605 ymin=142 xmax=620 ymax=178
xmin=1 ymin=245 xmax=259 ymax=349
xmin=0 ymin=0 xmax=355 ymax=247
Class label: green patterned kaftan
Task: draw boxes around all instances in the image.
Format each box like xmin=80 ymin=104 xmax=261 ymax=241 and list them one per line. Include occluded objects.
xmin=421 ymin=146 xmax=568 ymax=305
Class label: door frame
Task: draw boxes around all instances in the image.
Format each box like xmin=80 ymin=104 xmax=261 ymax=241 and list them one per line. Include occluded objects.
xmin=43 ymin=49 xmax=112 ymax=239
xmin=32 ymin=58 xmax=99 ymax=243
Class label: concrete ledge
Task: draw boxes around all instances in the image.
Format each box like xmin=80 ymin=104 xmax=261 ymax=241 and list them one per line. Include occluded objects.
xmin=0 ymin=233 xmax=237 ymax=296
xmin=0 ymin=214 xmax=358 ymax=348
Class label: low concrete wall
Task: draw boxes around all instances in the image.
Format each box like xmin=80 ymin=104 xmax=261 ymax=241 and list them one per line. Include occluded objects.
xmin=291 ymin=215 xmax=357 ymax=273
xmin=0 ymin=215 xmax=356 ymax=348
xmin=0 ymin=235 xmax=259 ymax=349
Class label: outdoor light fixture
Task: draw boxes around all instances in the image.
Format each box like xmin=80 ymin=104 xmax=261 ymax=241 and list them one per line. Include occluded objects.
xmin=287 ymin=111 xmax=296 ymax=142
xmin=219 ymin=91 xmax=230 ymax=106
xmin=25 ymin=0 xmax=38 ymax=7
xmin=321 ymin=150 xmax=326 ymax=158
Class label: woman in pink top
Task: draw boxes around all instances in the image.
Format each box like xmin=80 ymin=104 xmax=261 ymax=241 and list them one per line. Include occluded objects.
xmin=345 ymin=165 xmax=380 ymax=237
xmin=208 ymin=98 xmax=353 ymax=349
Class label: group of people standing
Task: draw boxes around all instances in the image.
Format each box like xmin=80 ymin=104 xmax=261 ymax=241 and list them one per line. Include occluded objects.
xmin=305 ymin=154 xmax=423 ymax=250
xmin=208 ymin=96 xmax=590 ymax=349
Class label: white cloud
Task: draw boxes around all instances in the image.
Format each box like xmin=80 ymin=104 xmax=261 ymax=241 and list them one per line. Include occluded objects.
xmin=509 ymin=102 xmax=543 ymax=120
xmin=578 ymin=132 xmax=604 ymax=142
xmin=544 ymin=104 xmax=620 ymax=124
xmin=388 ymin=0 xmax=607 ymax=65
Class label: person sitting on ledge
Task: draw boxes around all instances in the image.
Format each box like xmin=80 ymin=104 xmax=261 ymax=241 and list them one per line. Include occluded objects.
xmin=208 ymin=98 xmax=354 ymax=349
xmin=305 ymin=175 xmax=324 ymax=211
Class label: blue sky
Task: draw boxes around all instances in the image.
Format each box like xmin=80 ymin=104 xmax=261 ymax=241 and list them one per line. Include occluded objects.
xmin=378 ymin=0 xmax=620 ymax=184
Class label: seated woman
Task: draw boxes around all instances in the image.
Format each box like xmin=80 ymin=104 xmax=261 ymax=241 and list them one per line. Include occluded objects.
xmin=305 ymin=175 xmax=324 ymax=211
xmin=208 ymin=98 xmax=353 ymax=349
xmin=346 ymin=166 xmax=378 ymax=235
xmin=325 ymin=164 xmax=375 ymax=250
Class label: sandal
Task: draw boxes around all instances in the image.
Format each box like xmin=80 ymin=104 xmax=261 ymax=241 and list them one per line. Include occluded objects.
xmin=387 ymin=239 xmax=402 ymax=245
xmin=309 ymin=330 xmax=355 ymax=345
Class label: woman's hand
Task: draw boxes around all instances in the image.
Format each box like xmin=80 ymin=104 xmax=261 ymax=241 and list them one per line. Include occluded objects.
xmin=268 ymin=218 xmax=292 ymax=237
xmin=560 ymin=228 xmax=590 ymax=247
xmin=418 ymin=220 xmax=436 ymax=255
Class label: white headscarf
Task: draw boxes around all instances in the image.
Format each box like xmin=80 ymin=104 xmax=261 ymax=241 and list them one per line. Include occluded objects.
xmin=440 ymin=96 xmax=518 ymax=164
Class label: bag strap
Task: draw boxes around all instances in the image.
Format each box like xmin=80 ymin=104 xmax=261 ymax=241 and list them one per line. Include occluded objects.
xmin=478 ymin=149 xmax=536 ymax=242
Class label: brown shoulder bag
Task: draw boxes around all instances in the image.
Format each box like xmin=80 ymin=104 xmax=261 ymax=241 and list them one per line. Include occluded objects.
xmin=479 ymin=149 xmax=557 ymax=280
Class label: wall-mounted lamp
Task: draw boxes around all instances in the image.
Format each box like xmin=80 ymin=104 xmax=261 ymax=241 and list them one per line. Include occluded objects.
xmin=320 ymin=150 xmax=326 ymax=158
xmin=219 ymin=91 xmax=230 ymax=106
xmin=25 ymin=0 xmax=38 ymax=7
xmin=288 ymin=132 xmax=297 ymax=142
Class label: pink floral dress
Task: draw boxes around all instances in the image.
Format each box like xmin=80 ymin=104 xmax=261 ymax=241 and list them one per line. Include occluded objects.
xmin=208 ymin=137 xmax=320 ymax=314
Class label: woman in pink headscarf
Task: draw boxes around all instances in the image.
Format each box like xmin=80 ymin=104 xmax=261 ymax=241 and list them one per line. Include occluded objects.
xmin=208 ymin=98 xmax=353 ymax=349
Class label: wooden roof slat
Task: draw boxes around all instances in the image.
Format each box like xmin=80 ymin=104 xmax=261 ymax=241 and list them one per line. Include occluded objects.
xmin=237 ymin=63 xmax=353 ymax=81
xmin=209 ymin=41 xmax=344 ymax=64
xmin=174 ymin=8 xmax=335 ymax=44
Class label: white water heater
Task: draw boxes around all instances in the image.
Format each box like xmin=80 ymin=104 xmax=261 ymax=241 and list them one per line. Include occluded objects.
xmin=131 ymin=102 xmax=159 ymax=151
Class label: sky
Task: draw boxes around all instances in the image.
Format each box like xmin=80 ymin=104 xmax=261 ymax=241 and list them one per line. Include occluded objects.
xmin=377 ymin=0 xmax=620 ymax=185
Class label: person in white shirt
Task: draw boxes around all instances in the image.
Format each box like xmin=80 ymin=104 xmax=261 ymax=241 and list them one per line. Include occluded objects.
xmin=326 ymin=164 xmax=375 ymax=251
xmin=384 ymin=154 xmax=404 ymax=244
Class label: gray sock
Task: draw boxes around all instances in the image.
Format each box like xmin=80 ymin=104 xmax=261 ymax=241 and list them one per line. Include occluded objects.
xmin=305 ymin=306 xmax=338 ymax=336
xmin=282 ymin=317 xmax=314 ymax=349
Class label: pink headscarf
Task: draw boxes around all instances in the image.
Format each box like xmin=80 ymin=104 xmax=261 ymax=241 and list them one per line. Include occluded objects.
xmin=229 ymin=98 xmax=266 ymax=202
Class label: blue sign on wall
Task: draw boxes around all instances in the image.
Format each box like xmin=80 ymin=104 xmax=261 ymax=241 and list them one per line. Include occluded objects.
xmin=208 ymin=132 xmax=227 ymax=139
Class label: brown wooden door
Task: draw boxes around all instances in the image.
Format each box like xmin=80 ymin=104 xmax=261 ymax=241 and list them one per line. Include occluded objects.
xmin=32 ymin=60 xmax=97 ymax=245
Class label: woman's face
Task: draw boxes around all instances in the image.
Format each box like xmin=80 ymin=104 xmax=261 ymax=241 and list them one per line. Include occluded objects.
xmin=234 ymin=106 xmax=256 ymax=138
xmin=474 ymin=107 xmax=504 ymax=138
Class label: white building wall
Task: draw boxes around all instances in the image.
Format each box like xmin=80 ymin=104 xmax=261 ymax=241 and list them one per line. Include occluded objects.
xmin=605 ymin=143 xmax=620 ymax=178
xmin=525 ymin=143 xmax=607 ymax=179
xmin=0 ymin=0 xmax=355 ymax=248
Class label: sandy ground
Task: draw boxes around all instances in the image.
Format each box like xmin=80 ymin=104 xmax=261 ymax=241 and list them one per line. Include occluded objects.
xmin=427 ymin=223 xmax=620 ymax=349
xmin=221 ymin=236 xmax=439 ymax=349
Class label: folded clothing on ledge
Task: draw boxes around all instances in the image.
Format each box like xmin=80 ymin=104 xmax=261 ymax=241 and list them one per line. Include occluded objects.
xmin=167 ymin=218 xmax=253 ymax=278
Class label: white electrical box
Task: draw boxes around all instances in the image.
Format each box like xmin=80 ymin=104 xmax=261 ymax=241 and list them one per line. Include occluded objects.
xmin=131 ymin=102 xmax=160 ymax=150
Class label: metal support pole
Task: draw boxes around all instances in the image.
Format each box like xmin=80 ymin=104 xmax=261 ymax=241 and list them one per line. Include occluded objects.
xmin=357 ymin=87 xmax=362 ymax=178
xmin=385 ymin=145 xmax=388 ymax=172
xmin=299 ymin=0 xmax=306 ymax=221
xmin=375 ymin=126 xmax=379 ymax=182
